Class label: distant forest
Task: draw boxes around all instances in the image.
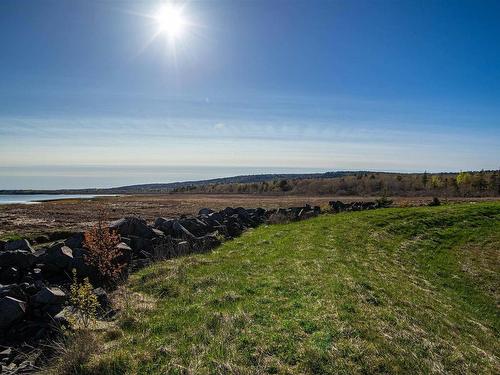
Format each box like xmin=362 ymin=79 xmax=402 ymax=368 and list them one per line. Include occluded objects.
xmin=171 ymin=170 xmax=500 ymax=197
xmin=1 ymin=170 xmax=498 ymax=197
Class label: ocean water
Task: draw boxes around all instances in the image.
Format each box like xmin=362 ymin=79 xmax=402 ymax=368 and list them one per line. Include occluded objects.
xmin=0 ymin=194 xmax=114 ymax=205
xmin=0 ymin=165 xmax=328 ymax=190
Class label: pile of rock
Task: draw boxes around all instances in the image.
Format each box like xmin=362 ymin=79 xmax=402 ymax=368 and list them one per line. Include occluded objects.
xmin=329 ymin=200 xmax=380 ymax=212
xmin=0 ymin=204 xmax=321 ymax=372
xmin=272 ymin=204 xmax=321 ymax=221
xmin=0 ymin=237 xmax=113 ymax=372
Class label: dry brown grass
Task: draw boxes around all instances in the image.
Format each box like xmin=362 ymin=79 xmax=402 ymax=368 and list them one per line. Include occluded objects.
xmin=3 ymin=193 xmax=497 ymax=240
xmin=41 ymin=330 xmax=100 ymax=375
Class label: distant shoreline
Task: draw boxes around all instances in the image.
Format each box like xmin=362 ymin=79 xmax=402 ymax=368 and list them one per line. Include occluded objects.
xmin=0 ymin=194 xmax=119 ymax=205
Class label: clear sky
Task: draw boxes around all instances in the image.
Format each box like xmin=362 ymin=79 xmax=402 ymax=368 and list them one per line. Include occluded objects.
xmin=0 ymin=0 xmax=499 ymax=189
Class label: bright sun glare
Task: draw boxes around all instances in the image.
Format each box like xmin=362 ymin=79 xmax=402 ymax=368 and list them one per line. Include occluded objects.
xmin=155 ymin=4 xmax=186 ymax=39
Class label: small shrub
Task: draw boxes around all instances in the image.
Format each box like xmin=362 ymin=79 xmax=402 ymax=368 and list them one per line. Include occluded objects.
xmin=69 ymin=270 xmax=99 ymax=329
xmin=429 ymin=197 xmax=441 ymax=206
xmin=83 ymin=208 xmax=124 ymax=285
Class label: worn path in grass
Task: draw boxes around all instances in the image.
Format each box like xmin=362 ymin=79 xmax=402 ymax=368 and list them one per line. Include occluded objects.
xmin=86 ymin=203 xmax=499 ymax=374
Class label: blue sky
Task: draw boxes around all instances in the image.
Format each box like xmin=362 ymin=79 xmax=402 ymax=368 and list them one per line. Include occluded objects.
xmin=0 ymin=0 xmax=499 ymax=189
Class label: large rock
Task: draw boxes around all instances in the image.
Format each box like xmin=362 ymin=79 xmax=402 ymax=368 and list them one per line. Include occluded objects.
xmin=4 ymin=239 xmax=34 ymax=252
xmin=171 ymin=220 xmax=196 ymax=240
xmin=0 ymin=250 xmax=36 ymax=269
xmin=0 ymin=296 xmax=26 ymax=329
xmin=152 ymin=236 xmax=177 ymax=260
xmin=116 ymin=241 xmax=132 ymax=254
xmin=179 ymin=218 xmax=211 ymax=237
xmin=64 ymin=232 xmax=85 ymax=249
xmin=110 ymin=217 xmax=155 ymax=239
xmin=154 ymin=217 xmax=174 ymax=234
xmin=208 ymin=212 xmax=224 ymax=224
xmin=152 ymin=228 xmax=164 ymax=237
xmin=234 ymin=207 xmax=251 ymax=218
xmin=31 ymin=286 xmax=66 ymax=306
xmin=0 ymin=284 xmax=27 ymax=301
xmin=225 ymin=217 xmax=243 ymax=238
xmin=43 ymin=243 xmax=74 ymax=271
xmin=53 ymin=306 xmax=75 ymax=327
xmin=198 ymin=208 xmax=214 ymax=216
xmin=0 ymin=347 xmax=12 ymax=361
xmin=176 ymin=241 xmax=191 ymax=256
xmin=128 ymin=235 xmax=153 ymax=252
xmin=0 ymin=267 xmax=21 ymax=284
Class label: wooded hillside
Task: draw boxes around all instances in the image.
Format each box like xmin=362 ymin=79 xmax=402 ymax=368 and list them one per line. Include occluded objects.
xmin=172 ymin=170 xmax=500 ymax=197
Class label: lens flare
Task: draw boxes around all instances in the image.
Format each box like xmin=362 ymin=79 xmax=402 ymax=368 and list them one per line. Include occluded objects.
xmin=155 ymin=4 xmax=186 ymax=39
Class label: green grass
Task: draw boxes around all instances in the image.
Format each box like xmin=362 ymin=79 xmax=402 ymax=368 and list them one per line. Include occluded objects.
xmin=0 ymin=232 xmax=23 ymax=242
xmin=85 ymin=203 xmax=499 ymax=374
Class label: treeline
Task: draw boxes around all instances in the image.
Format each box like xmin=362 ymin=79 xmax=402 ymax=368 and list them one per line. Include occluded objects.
xmin=171 ymin=170 xmax=500 ymax=197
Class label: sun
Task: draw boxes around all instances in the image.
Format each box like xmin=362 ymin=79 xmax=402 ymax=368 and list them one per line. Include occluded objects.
xmin=154 ymin=4 xmax=187 ymax=39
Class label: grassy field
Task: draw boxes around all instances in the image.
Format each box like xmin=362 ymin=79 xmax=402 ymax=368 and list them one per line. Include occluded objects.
xmin=78 ymin=203 xmax=499 ymax=374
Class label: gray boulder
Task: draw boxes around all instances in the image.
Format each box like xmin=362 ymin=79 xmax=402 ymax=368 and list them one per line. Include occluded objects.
xmin=128 ymin=235 xmax=152 ymax=252
xmin=198 ymin=208 xmax=214 ymax=216
xmin=4 ymin=239 xmax=34 ymax=252
xmin=53 ymin=306 xmax=78 ymax=326
xmin=221 ymin=207 xmax=236 ymax=216
xmin=0 ymin=347 xmax=12 ymax=361
xmin=0 ymin=284 xmax=27 ymax=301
xmin=116 ymin=241 xmax=132 ymax=253
xmin=152 ymin=228 xmax=164 ymax=237
xmin=179 ymin=218 xmax=212 ymax=237
xmin=0 ymin=296 xmax=26 ymax=329
xmin=110 ymin=217 xmax=154 ymax=239
xmin=152 ymin=236 xmax=176 ymax=260
xmin=44 ymin=243 xmax=74 ymax=270
xmin=0 ymin=267 xmax=20 ymax=284
xmin=208 ymin=212 xmax=224 ymax=224
xmin=0 ymin=250 xmax=36 ymax=269
xmin=64 ymin=232 xmax=84 ymax=249
xmin=171 ymin=220 xmax=196 ymax=239
xmin=31 ymin=286 xmax=66 ymax=306
xmin=154 ymin=217 xmax=174 ymax=234
xmin=176 ymin=241 xmax=191 ymax=256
